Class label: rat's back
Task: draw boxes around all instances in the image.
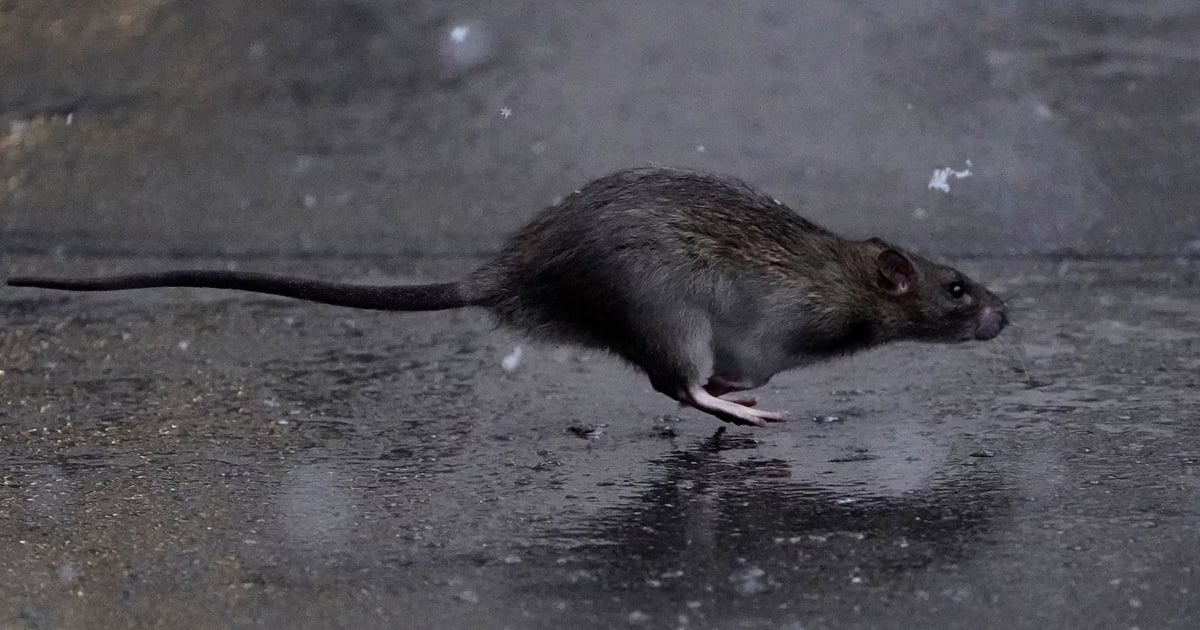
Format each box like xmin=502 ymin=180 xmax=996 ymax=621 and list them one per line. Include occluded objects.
xmin=470 ymin=167 xmax=846 ymax=347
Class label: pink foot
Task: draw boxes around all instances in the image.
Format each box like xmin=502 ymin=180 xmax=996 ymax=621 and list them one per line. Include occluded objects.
xmin=682 ymin=385 xmax=786 ymax=427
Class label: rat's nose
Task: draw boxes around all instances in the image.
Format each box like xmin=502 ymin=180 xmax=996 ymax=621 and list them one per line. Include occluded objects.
xmin=974 ymin=306 xmax=1005 ymax=340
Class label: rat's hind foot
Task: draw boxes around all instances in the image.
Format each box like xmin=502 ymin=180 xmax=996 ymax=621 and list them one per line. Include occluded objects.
xmin=702 ymin=376 xmax=759 ymax=408
xmin=682 ymin=385 xmax=785 ymax=427
xmin=684 ymin=394 xmax=757 ymax=408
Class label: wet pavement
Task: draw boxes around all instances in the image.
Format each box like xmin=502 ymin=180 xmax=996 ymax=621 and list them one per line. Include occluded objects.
xmin=3 ymin=0 xmax=1200 ymax=628
xmin=2 ymin=1 xmax=1200 ymax=258
xmin=2 ymin=255 xmax=1199 ymax=629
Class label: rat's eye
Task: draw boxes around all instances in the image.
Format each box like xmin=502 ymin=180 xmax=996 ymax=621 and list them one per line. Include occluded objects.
xmin=947 ymin=281 xmax=966 ymax=299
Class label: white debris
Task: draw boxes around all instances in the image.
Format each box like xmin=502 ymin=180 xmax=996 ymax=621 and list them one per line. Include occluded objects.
xmin=730 ymin=566 xmax=768 ymax=596
xmin=177 ymin=340 xmax=190 ymax=351
xmin=438 ymin=20 xmax=495 ymax=78
xmin=501 ymin=346 xmax=524 ymax=372
xmin=928 ymin=160 xmax=973 ymax=193
xmin=500 ymin=107 xmax=512 ymax=119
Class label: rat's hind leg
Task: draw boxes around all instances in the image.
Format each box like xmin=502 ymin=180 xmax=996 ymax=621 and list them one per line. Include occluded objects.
xmin=633 ymin=309 xmax=784 ymax=427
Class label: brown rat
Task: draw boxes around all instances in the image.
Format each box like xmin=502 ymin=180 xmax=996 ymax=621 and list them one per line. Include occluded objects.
xmin=7 ymin=166 xmax=1007 ymax=427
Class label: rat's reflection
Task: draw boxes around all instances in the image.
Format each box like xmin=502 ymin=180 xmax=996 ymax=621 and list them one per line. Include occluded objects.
xmin=524 ymin=429 xmax=1014 ymax=601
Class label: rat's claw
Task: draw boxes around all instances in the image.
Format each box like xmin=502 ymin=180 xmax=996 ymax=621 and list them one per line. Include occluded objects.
xmin=722 ymin=414 xmax=766 ymax=428
xmin=755 ymin=410 xmax=786 ymax=423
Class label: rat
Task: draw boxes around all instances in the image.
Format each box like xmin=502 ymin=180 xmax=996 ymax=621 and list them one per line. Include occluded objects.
xmin=7 ymin=167 xmax=1007 ymax=427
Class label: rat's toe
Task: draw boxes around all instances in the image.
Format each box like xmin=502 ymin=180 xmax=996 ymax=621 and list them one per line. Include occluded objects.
xmin=752 ymin=409 xmax=786 ymax=422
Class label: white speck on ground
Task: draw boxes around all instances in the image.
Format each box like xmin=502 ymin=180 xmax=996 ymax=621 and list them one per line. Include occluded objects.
xmin=500 ymin=107 xmax=512 ymax=119
xmin=450 ymin=25 xmax=470 ymax=43
xmin=730 ymin=566 xmax=769 ymax=596
xmin=501 ymin=346 xmax=524 ymax=372
xmin=928 ymin=160 xmax=973 ymax=193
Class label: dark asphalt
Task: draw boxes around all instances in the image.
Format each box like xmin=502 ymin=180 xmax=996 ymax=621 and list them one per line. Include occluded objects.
xmin=2 ymin=1 xmax=1199 ymax=258
xmin=2 ymin=255 xmax=1199 ymax=629
xmin=3 ymin=0 xmax=1200 ymax=628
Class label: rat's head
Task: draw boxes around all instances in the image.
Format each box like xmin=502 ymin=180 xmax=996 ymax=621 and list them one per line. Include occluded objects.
xmin=864 ymin=239 xmax=1007 ymax=343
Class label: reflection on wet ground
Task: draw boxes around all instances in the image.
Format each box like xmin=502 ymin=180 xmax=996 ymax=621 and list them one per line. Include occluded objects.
xmin=518 ymin=443 xmax=1013 ymax=626
xmin=1 ymin=257 xmax=1198 ymax=628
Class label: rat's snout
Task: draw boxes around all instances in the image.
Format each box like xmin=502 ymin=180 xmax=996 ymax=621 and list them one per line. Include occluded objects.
xmin=974 ymin=305 xmax=1007 ymax=340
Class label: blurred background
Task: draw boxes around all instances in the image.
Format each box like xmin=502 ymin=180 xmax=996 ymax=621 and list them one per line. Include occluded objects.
xmin=3 ymin=0 xmax=1198 ymax=260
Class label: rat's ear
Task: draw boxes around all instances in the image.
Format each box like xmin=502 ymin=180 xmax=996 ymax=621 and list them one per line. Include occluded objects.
xmin=876 ymin=248 xmax=916 ymax=295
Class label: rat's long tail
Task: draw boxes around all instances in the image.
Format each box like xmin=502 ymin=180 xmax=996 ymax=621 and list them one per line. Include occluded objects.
xmin=7 ymin=270 xmax=485 ymax=312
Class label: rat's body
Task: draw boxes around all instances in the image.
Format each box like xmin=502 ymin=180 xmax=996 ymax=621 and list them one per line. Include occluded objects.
xmin=8 ymin=167 xmax=1007 ymax=426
